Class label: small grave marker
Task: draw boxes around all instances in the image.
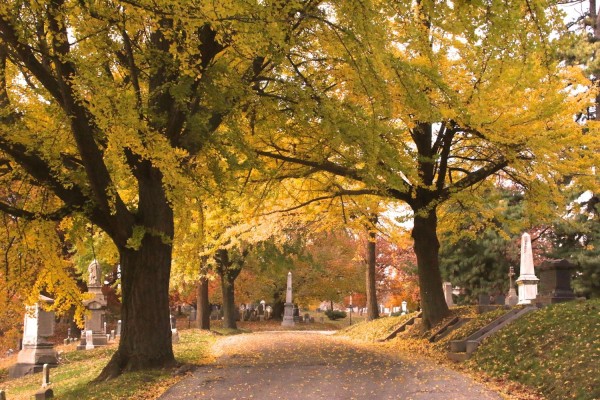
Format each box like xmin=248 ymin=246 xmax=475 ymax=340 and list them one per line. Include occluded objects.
xmin=42 ymin=364 xmax=50 ymax=388
xmin=0 ymin=389 xmax=6 ymax=400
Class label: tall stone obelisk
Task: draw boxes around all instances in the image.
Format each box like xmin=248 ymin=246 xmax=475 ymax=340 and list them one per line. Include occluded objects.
xmin=516 ymin=233 xmax=539 ymax=305
xmin=282 ymin=271 xmax=295 ymax=327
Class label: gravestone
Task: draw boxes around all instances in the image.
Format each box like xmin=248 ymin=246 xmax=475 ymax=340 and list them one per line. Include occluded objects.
xmin=537 ymin=259 xmax=577 ymax=304
xmin=42 ymin=363 xmax=51 ymax=388
xmin=292 ymin=305 xmax=301 ymax=323
xmin=282 ymin=272 xmax=295 ymax=327
xmin=85 ymin=330 xmax=94 ymax=350
xmin=478 ymin=293 xmax=491 ymax=305
xmin=442 ymin=282 xmax=454 ymax=307
xmin=401 ymin=301 xmax=407 ymax=315
xmin=78 ymin=260 xmax=108 ymax=350
xmin=33 ymin=388 xmax=53 ymax=400
xmin=170 ymin=314 xmax=180 ymax=343
xmin=0 ymin=389 xmax=5 ymax=400
xmin=516 ymin=233 xmax=539 ymax=304
xmin=9 ymin=295 xmax=58 ymax=378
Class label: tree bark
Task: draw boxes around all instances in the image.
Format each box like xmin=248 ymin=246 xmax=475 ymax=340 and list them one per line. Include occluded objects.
xmin=412 ymin=207 xmax=450 ymax=329
xmin=197 ymin=276 xmax=210 ymax=330
xmin=96 ymin=237 xmax=175 ymax=380
xmin=366 ymin=227 xmax=380 ymax=320
xmin=272 ymin=293 xmax=284 ymax=320
xmin=215 ymin=249 xmax=243 ymax=330
xmin=220 ymin=271 xmax=237 ymax=329
xmin=96 ymin=162 xmax=175 ymax=380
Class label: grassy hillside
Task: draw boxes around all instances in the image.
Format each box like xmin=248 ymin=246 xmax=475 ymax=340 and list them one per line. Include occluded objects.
xmin=339 ymin=300 xmax=600 ymax=400
xmin=471 ymin=299 xmax=600 ymax=400
xmin=339 ymin=313 xmax=415 ymax=342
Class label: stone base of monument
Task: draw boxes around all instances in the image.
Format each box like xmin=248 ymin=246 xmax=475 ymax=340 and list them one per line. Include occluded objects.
xmin=8 ymin=344 xmax=58 ymax=378
xmin=76 ymin=333 xmax=108 ymax=350
xmin=517 ymin=276 xmax=539 ymax=305
xmin=281 ymin=303 xmax=295 ymax=327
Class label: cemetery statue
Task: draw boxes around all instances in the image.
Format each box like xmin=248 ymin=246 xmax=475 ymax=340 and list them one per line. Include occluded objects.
xmin=78 ymin=259 xmax=108 ymax=350
xmin=88 ymin=259 xmax=102 ymax=287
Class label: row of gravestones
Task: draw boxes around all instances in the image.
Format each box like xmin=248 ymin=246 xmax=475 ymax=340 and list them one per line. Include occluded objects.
xmin=8 ymin=261 xmax=117 ymax=380
xmin=441 ymin=258 xmax=578 ymax=309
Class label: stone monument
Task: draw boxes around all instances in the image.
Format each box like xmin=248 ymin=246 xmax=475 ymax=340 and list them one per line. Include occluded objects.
xmin=516 ymin=233 xmax=539 ymax=305
xmin=282 ymin=272 xmax=295 ymax=327
xmin=9 ymin=295 xmax=59 ymax=378
xmin=78 ymin=260 xmax=108 ymax=350
xmin=442 ymin=282 xmax=454 ymax=307
xmin=537 ymin=259 xmax=577 ymax=304
xmin=505 ymin=266 xmax=519 ymax=306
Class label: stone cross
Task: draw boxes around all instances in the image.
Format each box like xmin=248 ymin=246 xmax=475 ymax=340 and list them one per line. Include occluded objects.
xmin=505 ymin=266 xmax=519 ymax=306
xmin=516 ymin=233 xmax=539 ymax=304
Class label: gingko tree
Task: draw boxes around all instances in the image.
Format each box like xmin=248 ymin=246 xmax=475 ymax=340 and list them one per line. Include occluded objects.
xmin=0 ymin=0 xmax=344 ymax=378
xmin=248 ymin=0 xmax=598 ymax=328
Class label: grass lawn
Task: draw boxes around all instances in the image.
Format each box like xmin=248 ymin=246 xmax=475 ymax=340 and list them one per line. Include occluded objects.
xmin=0 ymin=329 xmax=216 ymax=400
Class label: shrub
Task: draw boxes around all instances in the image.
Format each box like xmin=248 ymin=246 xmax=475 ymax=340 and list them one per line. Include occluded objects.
xmin=325 ymin=310 xmax=347 ymax=320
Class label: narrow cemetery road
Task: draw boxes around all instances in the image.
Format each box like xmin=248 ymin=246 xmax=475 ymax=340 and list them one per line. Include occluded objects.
xmin=159 ymin=331 xmax=502 ymax=400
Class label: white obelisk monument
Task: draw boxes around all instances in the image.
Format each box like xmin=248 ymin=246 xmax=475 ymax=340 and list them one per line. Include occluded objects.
xmin=282 ymin=271 xmax=295 ymax=327
xmin=516 ymin=232 xmax=539 ymax=305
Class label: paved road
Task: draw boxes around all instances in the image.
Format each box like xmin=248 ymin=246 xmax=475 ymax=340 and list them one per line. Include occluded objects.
xmin=160 ymin=331 xmax=502 ymax=400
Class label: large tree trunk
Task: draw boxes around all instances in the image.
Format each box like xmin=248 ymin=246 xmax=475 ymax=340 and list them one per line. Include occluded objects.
xmin=97 ymin=237 xmax=175 ymax=380
xmin=96 ymin=161 xmax=176 ymax=381
xmin=272 ymin=293 xmax=284 ymax=320
xmin=215 ymin=249 xmax=243 ymax=330
xmin=220 ymin=271 xmax=237 ymax=329
xmin=197 ymin=276 xmax=210 ymax=330
xmin=412 ymin=208 xmax=450 ymax=330
xmin=366 ymin=228 xmax=379 ymax=321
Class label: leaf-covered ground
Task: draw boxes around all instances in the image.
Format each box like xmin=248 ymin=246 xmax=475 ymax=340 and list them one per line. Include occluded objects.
xmin=338 ymin=313 xmax=414 ymax=342
xmin=160 ymin=331 xmax=502 ymax=400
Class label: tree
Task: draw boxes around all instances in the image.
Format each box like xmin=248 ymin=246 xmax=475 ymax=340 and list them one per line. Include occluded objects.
xmin=250 ymin=0 xmax=596 ymax=328
xmin=0 ymin=0 xmax=331 ymax=378
xmin=372 ymin=235 xmax=420 ymax=312
xmin=547 ymin=194 xmax=600 ymax=298
xmin=439 ymin=190 xmax=526 ymax=301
